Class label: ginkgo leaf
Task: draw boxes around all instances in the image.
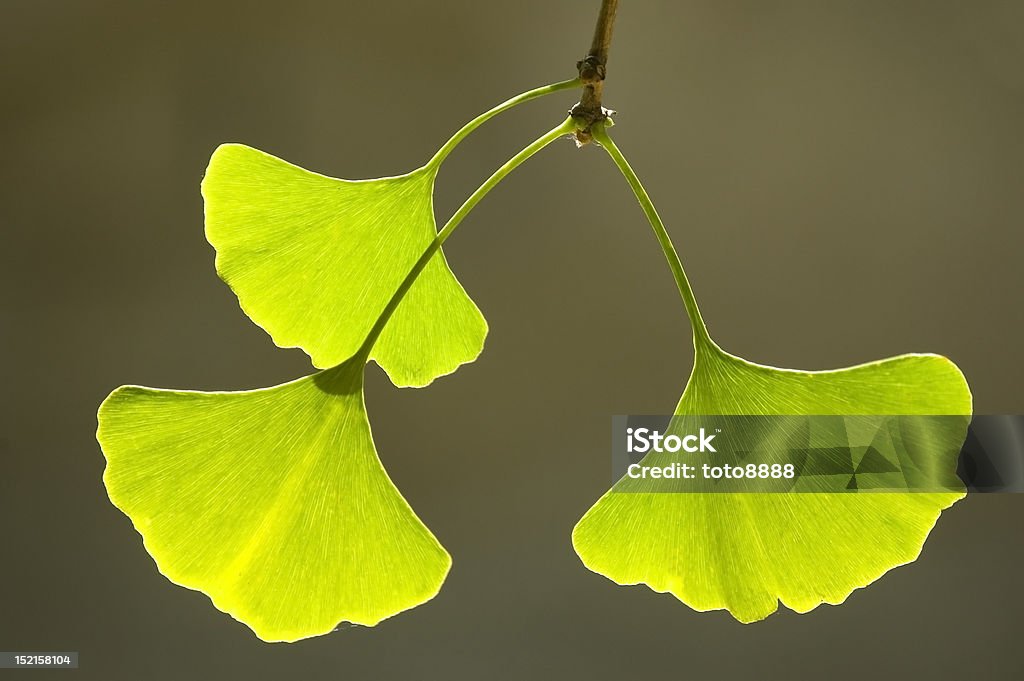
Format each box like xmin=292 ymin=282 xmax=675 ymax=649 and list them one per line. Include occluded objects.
xmin=202 ymin=144 xmax=486 ymax=387
xmin=97 ymin=357 xmax=450 ymax=642
xmin=199 ymin=79 xmax=579 ymax=388
xmin=573 ymin=335 xmax=971 ymax=623
xmin=575 ymin=123 xmax=973 ymax=623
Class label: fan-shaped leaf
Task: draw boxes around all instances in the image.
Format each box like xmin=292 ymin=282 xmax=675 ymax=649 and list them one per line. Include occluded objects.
xmin=203 ymin=144 xmax=486 ymax=387
xmin=97 ymin=358 xmax=450 ymax=642
xmin=573 ymin=343 xmax=971 ymax=622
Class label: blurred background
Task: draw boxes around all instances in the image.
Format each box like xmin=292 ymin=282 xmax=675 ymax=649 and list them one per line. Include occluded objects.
xmin=2 ymin=0 xmax=1022 ymax=678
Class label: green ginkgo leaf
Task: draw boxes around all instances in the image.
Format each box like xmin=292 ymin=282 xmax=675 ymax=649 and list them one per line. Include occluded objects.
xmin=97 ymin=357 xmax=450 ymax=642
xmin=201 ymin=79 xmax=580 ymax=388
xmin=572 ymin=345 xmax=971 ymax=622
xmin=573 ymin=124 xmax=973 ymax=622
xmin=203 ymin=145 xmax=485 ymax=388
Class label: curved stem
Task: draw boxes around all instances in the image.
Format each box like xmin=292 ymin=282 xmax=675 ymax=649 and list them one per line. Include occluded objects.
xmin=360 ymin=117 xmax=577 ymax=356
xmin=425 ymin=79 xmax=580 ymax=171
xmin=591 ymin=124 xmax=714 ymax=349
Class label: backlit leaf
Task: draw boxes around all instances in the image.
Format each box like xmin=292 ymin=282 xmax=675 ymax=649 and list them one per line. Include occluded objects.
xmin=97 ymin=358 xmax=450 ymax=642
xmin=203 ymin=144 xmax=486 ymax=387
xmin=573 ymin=340 xmax=971 ymax=622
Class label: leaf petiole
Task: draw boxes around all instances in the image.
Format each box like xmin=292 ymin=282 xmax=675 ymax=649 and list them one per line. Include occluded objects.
xmin=425 ymin=79 xmax=580 ymax=171
xmin=360 ymin=117 xmax=578 ymax=356
xmin=591 ymin=123 xmax=715 ymax=351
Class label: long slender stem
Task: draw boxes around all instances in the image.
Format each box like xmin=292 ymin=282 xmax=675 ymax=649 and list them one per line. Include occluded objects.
xmin=360 ymin=117 xmax=577 ymax=356
xmin=425 ymin=79 xmax=580 ymax=171
xmin=591 ymin=124 xmax=714 ymax=349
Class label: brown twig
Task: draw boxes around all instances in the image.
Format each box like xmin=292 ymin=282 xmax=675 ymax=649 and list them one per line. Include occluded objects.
xmin=571 ymin=0 xmax=619 ymax=144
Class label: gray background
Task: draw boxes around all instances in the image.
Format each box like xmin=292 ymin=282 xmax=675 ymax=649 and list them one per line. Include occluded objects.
xmin=2 ymin=0 xmax=1022 ymax=678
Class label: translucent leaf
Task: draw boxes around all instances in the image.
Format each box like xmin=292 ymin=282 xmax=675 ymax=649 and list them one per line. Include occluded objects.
xmin=572 ymin=345 xmax=971 ymax=622
xmin=576 ymin=124 xmax=973 ymax=622
xmin=202 ymin=144 xmax=486 ymax=387
xmin=97 ymin=358 xmax=450 ymax=642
